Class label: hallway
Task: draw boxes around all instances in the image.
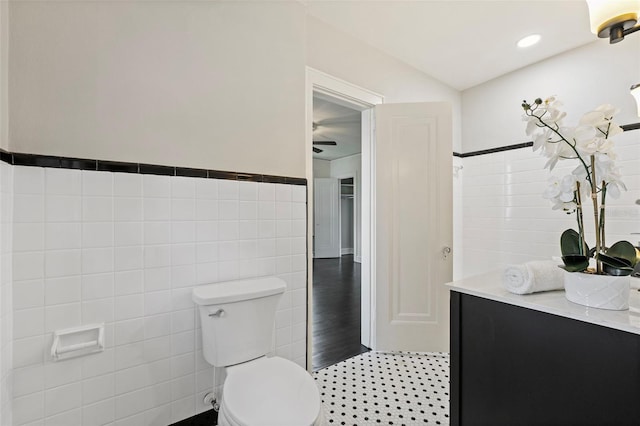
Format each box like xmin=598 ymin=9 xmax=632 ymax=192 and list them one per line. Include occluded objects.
xmin=312 ymin=255 xmax=370 ymax=371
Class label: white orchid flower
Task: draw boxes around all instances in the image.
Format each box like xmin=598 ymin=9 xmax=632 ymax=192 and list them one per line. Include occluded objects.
xmin=580 ymin=110 xmax=607 ymax=127
xmin=571 ymin=165 xmax=593 ymax=197
xmin=559 ymin=175 xmax=578 ymax=201
xmin=594 ymin=154 xmax=617 ymax=178
xmin=593 ymin=155 xmax=626 ymax=198
xmin=543 ymin=176 xmax=562 ymax=199
xmin=546 ymin=107 xmax=566 ymax=125
xmin=532 ymin=130 xmax=550 ymax=152
xmin=524 ymin=114 xmax=543 ymax=136
xmin=542 ymin=138 xmax=577 ymax=170
xmin=595 ymin=104 xmax=620 ymax=119
xmin=606 ymin=122 xmax=624 ymax=138
xmin=543 ymin=175 xmax=576 ymax=203
xmin=576 ymin=136 xmax=615 ymax=156
xmin=580 ymin=105 xmax=623 ymax=139
xmin=521 ymin=97 xmax=629 ymax=267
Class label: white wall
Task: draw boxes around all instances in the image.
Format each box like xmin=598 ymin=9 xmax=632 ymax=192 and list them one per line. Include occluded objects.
xmin=306 ymin=15 xmax=462 ymax=153
xmin=8 ymin=167 xmax=307 ymax=425
xmin=460 ymin=39 xmax=640 ymax=278
xmin=9 ymin=1 xmax=306 ymax=177
xmin=0 ymin=0 xmax=8 ymax=150
xmin=2 ymin=4 xmax=472 ymax=423
xmin=462 ymin=39 xmax=640 ymax=152
xmin=312 ymin=159 xmax=331 ymax=178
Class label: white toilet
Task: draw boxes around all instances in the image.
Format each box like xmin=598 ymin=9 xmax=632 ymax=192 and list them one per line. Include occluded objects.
xmin=192 ymin=276 xmax=325 ymax=426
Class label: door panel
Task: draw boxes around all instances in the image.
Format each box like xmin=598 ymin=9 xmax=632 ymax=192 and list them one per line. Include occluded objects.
xmin=374 ymin=102 xmax=453 ymax=352
xmin=314 ymin=178 xmax=341 ymax=258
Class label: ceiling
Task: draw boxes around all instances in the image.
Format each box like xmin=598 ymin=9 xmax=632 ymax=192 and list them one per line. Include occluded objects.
xmin=313 ymin=96 xmax=362 ymax=161
xmin=305 ymin=0 xmax=597 ymax=91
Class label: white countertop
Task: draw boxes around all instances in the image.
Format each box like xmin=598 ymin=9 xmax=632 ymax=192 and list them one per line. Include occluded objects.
xmin=447 ymin=270 xmax=640 ymax=336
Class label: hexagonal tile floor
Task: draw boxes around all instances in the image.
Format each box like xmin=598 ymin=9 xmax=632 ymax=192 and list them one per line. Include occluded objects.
xmin=313 ymin=351 xmax=450 ymax=425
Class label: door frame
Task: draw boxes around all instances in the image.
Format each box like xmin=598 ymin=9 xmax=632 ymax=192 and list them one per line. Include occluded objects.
xmin=305 ymin=68 xmax=384 ymax=369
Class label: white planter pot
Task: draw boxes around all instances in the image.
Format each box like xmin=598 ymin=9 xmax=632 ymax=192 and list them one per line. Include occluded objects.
xmin=564 ymin=271 xmax=630 ymax=311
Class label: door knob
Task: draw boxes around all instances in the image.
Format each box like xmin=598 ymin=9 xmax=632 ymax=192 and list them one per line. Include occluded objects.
xmin=442 ymin=247 xmax=452 ymax=259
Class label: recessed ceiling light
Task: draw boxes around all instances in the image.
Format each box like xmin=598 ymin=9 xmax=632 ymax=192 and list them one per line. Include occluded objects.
xmin=517 ymin=34 xmax=541 ymax=48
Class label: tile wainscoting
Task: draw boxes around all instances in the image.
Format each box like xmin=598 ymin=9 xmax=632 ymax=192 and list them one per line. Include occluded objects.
xmin=460 ymin=132 xmax=640 ymax=278
xmin=2 ymin=131 xmax=637 ymax=425
xmin=3 ymin=159 xmax=307 ymax=425
xmin=1 ymin=161 xmax=14 ymax=425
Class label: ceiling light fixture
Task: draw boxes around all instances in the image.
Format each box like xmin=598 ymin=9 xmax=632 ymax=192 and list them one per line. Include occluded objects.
xmin=620 ymin=84 xmax=640 ymax=131
xmin=625 ymin=84 xmax=640 ymax=131
xmin=585 ymin=2 xmax=640 ymax=130
xmin=631 ymin=84 xmax=640 ymax=116
xmin=516 ymin=34 xmax=541 ymax=48
xmin=586 ymin=0 xmax=640 ymax=43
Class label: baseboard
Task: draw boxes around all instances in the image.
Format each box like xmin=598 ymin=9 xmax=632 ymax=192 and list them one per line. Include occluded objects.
xmin=341 ymin=248 xmax=354 ymax=255
xmin=170 ymin=409 xmax=218 ymax=426
xmin=354 ymin=255 xmax=362 ymax=263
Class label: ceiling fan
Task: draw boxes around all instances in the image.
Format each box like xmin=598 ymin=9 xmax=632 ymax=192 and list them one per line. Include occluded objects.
xmin=312 ymin=122 xmax=337 ymax=153
xmin=313 ymin=141 xmax=337 ymax=154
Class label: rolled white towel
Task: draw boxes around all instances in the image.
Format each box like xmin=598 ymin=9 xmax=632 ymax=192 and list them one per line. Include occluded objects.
xmin=503 ymin=260 xmax=565 ymax=295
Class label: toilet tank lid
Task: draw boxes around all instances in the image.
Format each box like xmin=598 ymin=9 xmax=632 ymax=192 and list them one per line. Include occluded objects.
xmin=192 ymin=276 xmax=286 ymax=305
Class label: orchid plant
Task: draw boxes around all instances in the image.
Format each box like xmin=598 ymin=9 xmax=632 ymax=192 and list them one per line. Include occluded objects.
xmin=522 ymin=97 xmax=638 ymax=276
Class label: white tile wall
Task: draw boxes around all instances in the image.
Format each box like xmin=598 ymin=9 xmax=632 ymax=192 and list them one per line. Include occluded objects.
xmin=460 ymin=133 xmax=640 ymax=278
xmin=452 ymin=156 xmax=463 ymax=280
xmin=0 ymin=161 xmax=13 ymax=426
xmin=7 ymin=166 xmax=307 ymax=425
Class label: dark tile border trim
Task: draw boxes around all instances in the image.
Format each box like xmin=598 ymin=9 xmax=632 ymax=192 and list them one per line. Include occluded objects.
xmin=455 ymin=142 xmax=534 ymax=158
xmin=622 ymin=122 xmax=640 ymax=131
xmin=454 ymin=122 xmax=637 ymax=157
xmin=0 ymin=148 xmax=307 ymax=185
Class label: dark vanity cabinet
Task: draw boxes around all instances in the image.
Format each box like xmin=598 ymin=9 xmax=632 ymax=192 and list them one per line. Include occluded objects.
xmin=450 ymin=290 xmax=640 ymax=426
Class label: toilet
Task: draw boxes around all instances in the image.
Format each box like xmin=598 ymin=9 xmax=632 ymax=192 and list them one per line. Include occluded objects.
xmin=192 ymin=276 xmax=325 ymax=426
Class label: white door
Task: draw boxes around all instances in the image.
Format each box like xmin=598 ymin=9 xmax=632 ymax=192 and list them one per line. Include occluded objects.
xmin=314 ymin=178 xmax=341 ymax=258
xmin=374 ymin=102 xmax=453 ymax=352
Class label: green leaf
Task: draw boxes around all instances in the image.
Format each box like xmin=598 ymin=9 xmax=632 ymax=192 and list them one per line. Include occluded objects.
xmin=561 ymin=255 xmax=589 ymax=272
xmin=606 ymin=241 xmax=638 ymax=267
xmin=561 ymin=229 xmax=587 ymax=256
xmin=597 ymin=253 xmax=634 ymax=276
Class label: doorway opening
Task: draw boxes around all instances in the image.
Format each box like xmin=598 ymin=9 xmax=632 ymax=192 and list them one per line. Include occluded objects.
xmin=305 ymin=68 xmax=384 ymax=372
xmin=311 ymin=95 xmax=368 ymax=370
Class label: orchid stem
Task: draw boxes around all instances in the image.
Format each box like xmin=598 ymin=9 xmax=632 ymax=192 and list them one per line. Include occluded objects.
xmin=590 ymin=155 xmax=601 ymax=274
xmin=600 ymin=181 xmax=607 ymax=252
xmin=575 ymin=182 xmax=586 ymax=256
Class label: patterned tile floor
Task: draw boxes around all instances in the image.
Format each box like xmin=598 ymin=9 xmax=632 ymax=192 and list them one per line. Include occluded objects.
xmin=313 ymin=351 xmax=450 ymax=426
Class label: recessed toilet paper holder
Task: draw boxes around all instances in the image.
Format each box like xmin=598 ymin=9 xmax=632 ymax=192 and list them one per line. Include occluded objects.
xmin=51 ymin=323 xmax=105 ymax=361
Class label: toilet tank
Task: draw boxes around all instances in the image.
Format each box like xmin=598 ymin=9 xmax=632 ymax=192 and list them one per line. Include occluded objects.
xmin=192 ymin=276 xmax=286 ymax=367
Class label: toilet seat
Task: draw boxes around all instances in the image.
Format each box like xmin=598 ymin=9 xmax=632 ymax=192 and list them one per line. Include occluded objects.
xmin=221 ymin=357 xmax=322 ymax=426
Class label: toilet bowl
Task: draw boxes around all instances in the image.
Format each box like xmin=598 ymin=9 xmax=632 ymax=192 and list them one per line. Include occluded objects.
xmin=192 ymin=276 xmax=324 ymax=426
xmin=217 ymin=357 xmax=324 ymax=426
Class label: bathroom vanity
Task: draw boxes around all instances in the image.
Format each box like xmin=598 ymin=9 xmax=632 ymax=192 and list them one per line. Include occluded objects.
xmin=448 ymin=271 xmax=640 ymax=426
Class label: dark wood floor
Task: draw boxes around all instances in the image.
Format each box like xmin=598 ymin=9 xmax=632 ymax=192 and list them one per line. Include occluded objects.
xmin=312 ymin=254 xmax=370 ymax=371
